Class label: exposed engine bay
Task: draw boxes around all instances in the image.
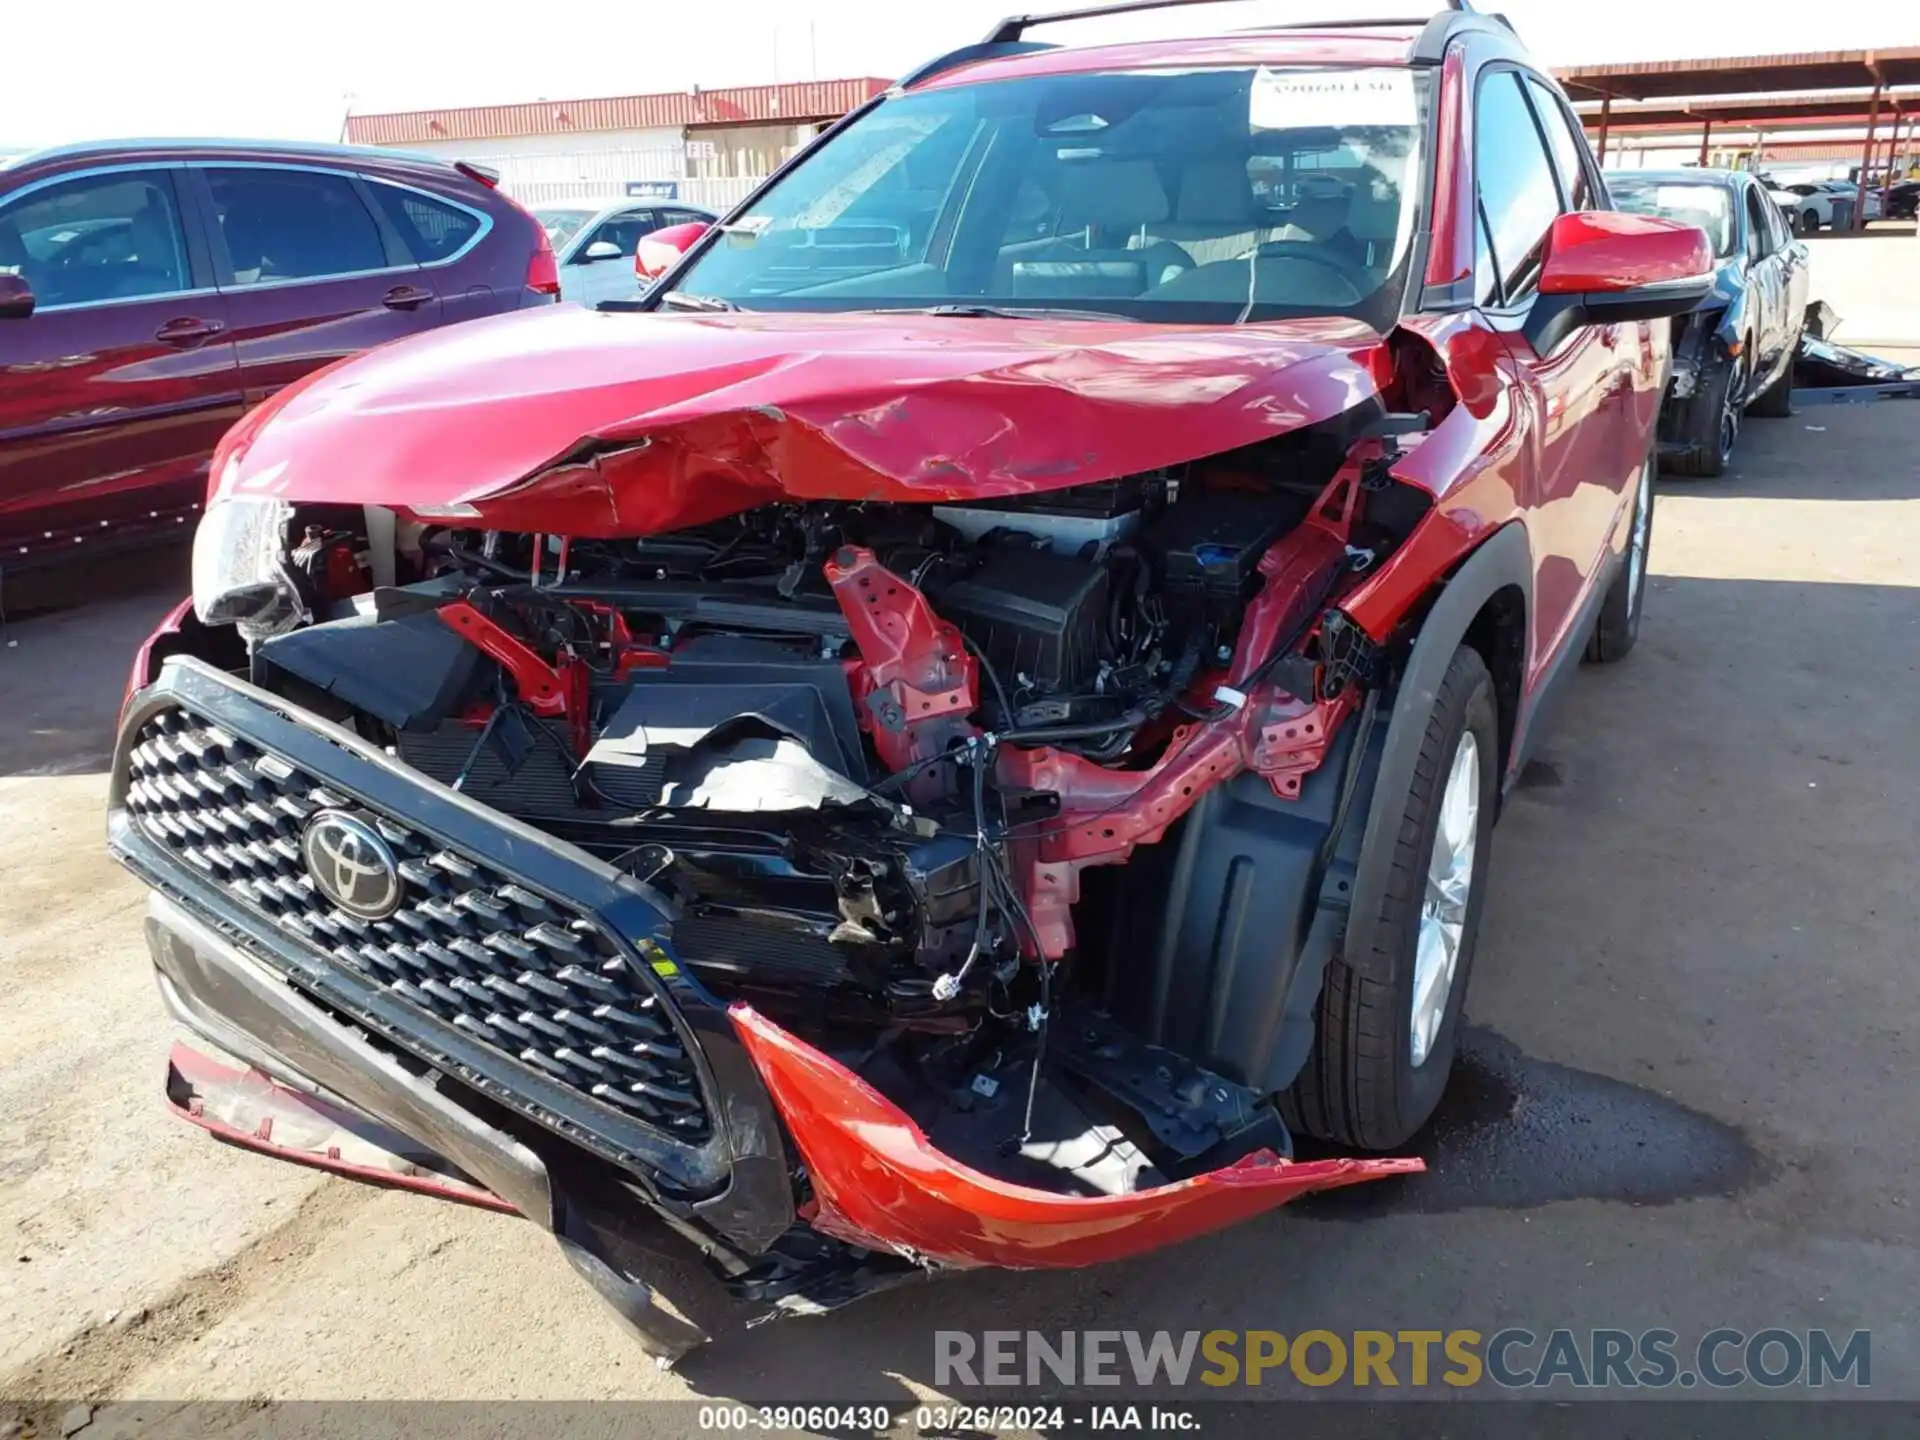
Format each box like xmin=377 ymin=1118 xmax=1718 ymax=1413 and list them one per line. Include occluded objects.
xmin=235 ymin=415 xmax=1431 ymax=1197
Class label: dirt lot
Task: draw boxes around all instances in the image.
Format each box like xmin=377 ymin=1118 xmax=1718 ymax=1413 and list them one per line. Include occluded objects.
xmin=2 ymin=400 xmax=1917 ymax=1422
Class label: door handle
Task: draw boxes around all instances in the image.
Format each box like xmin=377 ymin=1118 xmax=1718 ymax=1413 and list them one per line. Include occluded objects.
xmin=154 ymin=316 xmax=224 ymax=348
xmin=382 ymin=285 xmax=434 ymax=312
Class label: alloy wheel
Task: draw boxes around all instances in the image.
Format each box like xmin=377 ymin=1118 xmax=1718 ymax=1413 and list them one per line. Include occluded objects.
xmin=1718 ymin=358 xmax=1745 ymax=467
xmin=1410 ymin=732 xmax=1480 ymax=1068
xmin=1629 ymin=458 xmax=1653 ymax=612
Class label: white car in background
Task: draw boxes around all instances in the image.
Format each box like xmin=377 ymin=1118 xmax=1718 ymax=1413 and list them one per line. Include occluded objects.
xmin=1773 ymin=181 xmax=1883 ymax=232
xmin=530 ymin=198 xmax=716 ymax=308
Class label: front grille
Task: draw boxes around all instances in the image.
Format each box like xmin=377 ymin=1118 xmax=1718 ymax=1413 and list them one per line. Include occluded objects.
xmin=123 ymin=708 xmax=708 ymax=1140
xmin=674 ymin=913 xmax=856 ymax=987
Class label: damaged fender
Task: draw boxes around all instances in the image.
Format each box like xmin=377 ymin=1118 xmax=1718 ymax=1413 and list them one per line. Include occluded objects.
xmin=731 ymin=1005 xmax=1421 ymax=1270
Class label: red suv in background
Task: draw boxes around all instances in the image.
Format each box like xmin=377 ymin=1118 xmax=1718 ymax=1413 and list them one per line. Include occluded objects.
xmin=0 ymin=140 xmax=557 ymax=581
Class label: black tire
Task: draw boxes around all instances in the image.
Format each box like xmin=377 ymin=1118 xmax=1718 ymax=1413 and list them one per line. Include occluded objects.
xmin=1665 ymin=351 xmax=1742 ymax=478
xmin=1746 ymin=344 xmax=1796 ymax=418
xmin=1280 ymin=646 xmax=1499 ymax=1151
xmin=1801 ymin=209 xmax=1821 ymax=232
xmin=1586 ymin=449 xmax=1654 ymax=664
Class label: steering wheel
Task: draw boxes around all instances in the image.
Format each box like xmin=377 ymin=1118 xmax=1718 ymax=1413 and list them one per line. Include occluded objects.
xmin=1242 ymin=240 xmax=1375 ymax=304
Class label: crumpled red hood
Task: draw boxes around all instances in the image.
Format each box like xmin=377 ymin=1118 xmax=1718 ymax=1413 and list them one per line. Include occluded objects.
xmin=212 ymin=305 xmax=1390 ymax=535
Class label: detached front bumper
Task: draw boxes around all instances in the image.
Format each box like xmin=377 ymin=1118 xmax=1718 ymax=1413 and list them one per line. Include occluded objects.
xmin=1666 ymin=354 xmax=1701 ymax=403
xmin=144 ymin=893 xmax=704 ymax=1360
xmin=112 ymin=657 xmax=1416 ymax=1352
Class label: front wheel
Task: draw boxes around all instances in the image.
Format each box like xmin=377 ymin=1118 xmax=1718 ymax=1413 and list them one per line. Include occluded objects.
xmin=1747 ymin=344 xmax=1796 ymax=418
xmin=1666 ymin=351 xmax=1743 ymax=478
xmin=1280 ymin=646 xmax=1499 ymax=1150
xmin=1801 ymin=209 xmax=1821 ymax=232
xmin=1586 ymin=450 xmax=1654 ymax=663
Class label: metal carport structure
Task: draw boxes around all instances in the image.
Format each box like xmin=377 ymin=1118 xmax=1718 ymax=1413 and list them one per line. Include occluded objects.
xmin=1553 ymin=49 xmax=1920 ymax=226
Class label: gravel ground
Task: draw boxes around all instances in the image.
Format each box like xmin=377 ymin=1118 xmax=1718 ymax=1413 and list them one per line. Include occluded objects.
xmin=1 ymin=400 xmax=1915 ymax=1426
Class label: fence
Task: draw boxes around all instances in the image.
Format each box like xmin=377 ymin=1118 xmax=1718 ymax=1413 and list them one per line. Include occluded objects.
xmin=452 ymin=145 xmax=773 ymax=211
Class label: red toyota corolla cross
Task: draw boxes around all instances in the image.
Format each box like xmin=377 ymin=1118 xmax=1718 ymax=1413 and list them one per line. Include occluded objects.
xmin=110 ymin=1 xmax=1709 ymax=1358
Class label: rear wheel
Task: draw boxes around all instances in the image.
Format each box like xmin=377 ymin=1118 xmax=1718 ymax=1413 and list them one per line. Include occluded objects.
xmin=1586 ymin=450 xmax=1654 ymax=663
xmin=1280 ymin=646 xmax=1498 ymax=1150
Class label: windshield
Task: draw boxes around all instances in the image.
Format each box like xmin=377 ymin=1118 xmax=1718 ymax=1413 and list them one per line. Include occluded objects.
xmin=667 ymin=65 xmax=1427 ymax=327
xmin=532 ymin=207 xmax=596 ymax=245
xmin=1607 ymin=180 xmax=1738 ymax=258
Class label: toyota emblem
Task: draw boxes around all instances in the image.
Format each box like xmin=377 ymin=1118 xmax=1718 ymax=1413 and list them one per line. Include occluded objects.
xmin=301 ymin=811 xmax=404 ymax=920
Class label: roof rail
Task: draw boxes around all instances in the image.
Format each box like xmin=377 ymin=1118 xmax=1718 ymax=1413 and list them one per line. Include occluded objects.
xmin=986 ymin=0 xmax=1468 ymax=45
xmin=895 ymin=39 xmax=1056 ymax=91
xmin=1248 ymin=16 xmax=1448 ymax=29
xmin=1409 ymin=6 xmax=1516 ymax=62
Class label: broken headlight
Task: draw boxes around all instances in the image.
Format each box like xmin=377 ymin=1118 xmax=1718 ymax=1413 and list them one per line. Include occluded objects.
xmin=191 ymin=495 xmax=306 ymax=639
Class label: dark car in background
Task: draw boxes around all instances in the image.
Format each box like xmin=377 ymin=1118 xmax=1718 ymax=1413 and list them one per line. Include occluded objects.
xmin=0 ymin=140 xmax=558 ymax=582
xmin=1609 ymin=168 xmax=1808 ymax=476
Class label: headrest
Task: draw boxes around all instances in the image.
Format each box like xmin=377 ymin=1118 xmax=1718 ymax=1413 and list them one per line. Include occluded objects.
xmin=1058 ymin=160 xmax=1169 ymax=227
xmin=1175 ymin=158 xmax=1254 ymax=224
xmin=126 ymin=200 xmax=178 ymax=272
xmin=1286 ymin=179 xmax=1352 ymax=238
xmin=1345 ymin=175 xmax=1404 ymax=243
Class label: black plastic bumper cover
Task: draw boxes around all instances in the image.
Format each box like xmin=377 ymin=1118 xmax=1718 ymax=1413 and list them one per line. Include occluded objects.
xmin=109 ymin=657 xmax=803 ymax=1353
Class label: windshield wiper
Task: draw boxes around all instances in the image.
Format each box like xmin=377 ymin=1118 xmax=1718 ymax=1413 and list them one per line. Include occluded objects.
xmin=884 ymin=303 xmax=1136 ymax=322
xmin=659 ymin=291 xmax=740 ymax=312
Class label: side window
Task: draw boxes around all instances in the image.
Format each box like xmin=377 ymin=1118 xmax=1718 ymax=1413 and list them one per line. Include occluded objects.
xmin=0 ymin=170 xmax=191 ymax=308
xmin=581 ymin=211 xmax=655 ymax=259
xmin=1474 ymin=71 xmax=1564 ymax=304
xmin=366 ymin=182 xmax=482 ymax=263
xmin=1522 ymin=76 xmax=1594 ymax=211
xmin=663 ymin=209 xmax=710 ymax=229
xmin=1764 ymin=193 xmax=1793 ymax=251
xmin=206 ymin=168 xmax=389 ymax=284
xmin=1744 ymin=186 xmax=1776 ymax=260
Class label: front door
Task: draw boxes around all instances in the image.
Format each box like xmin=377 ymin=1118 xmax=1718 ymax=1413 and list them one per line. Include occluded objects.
xmin=1473 ymin=69 xmax=1628 ymax=677
xmin=1740 ymin=182 xmax=1789 ymax=385
xmin=0 ymin=166 xmax=241 ymax=565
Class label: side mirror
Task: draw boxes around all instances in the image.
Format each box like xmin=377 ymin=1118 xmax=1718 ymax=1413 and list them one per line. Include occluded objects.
xmin=634 ymin=222 xmax=709 ymax=282
xmin=581 ymin=240 xmax=622 ymax=263
xmin=0 ymin=274 xmax=34 ymax=319
xmin=1523 ymin=211 xmax=1713 ymax=355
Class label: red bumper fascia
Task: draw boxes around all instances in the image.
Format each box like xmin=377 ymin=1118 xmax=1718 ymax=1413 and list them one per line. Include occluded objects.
xmin=730 ymin=1005 xmax=1423 ymax=1270
xmin=163 ymin=1042 xmax=517 ymax=1213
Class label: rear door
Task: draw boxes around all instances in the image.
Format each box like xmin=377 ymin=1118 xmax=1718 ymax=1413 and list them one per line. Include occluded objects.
xmin=360 ymin=178 xmax=495 ymax=325
xmin=190 ymin=164 xmax=444 ymax=406
xmin=1476 ymin=70 xmax=1624 ymax=679
xmin=0 ymin=166 xmax=240 ymax=564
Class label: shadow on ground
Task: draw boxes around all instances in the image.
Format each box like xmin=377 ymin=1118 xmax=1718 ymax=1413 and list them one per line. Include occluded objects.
xmin=0 ymin=544 xmax=187 ymax=777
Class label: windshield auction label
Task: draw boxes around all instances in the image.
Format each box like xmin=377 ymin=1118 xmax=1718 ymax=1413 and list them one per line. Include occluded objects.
xmin=1250 ymin=66 xmax=1416 ymax=131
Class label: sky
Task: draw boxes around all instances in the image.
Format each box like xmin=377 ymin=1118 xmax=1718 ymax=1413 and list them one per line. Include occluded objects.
xmin=1 ymin=0 xmax=1913 ymax=152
